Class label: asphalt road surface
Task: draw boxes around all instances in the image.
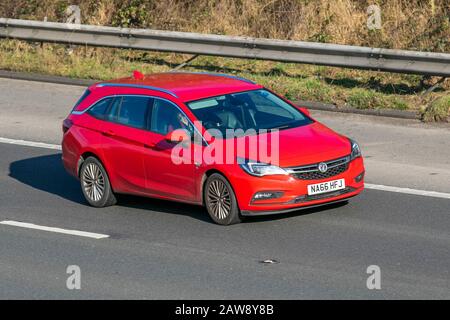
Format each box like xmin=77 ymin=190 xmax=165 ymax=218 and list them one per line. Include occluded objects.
xmin=0 ymin=77 xmax=449 ymax=299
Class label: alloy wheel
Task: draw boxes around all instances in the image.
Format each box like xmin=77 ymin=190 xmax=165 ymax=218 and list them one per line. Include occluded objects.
xmin=207 ymin=179 xmax=232 ymax=220
xmin=82 ymin=163 xmax=105 ymax=202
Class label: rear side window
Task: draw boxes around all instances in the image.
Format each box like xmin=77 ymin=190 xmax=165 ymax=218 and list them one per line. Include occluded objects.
xmin=116 ymin=96 xmax=153 ymax=129
xmin=73 ymin=89 xmax=91 ymax=110
xmin=87 ymin=98 xmax=113 ymax=119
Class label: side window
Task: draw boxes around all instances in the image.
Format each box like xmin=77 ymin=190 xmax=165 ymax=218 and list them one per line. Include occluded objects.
xmin=87 ymin=97 xmax=113 ymax=119
xmin=116 ymin=96 xmax=153 ymax=129
xmin=150 ymin=99 xmax=192 ymax=135
xmin=106 ymin=97 xmax=122 ymax=122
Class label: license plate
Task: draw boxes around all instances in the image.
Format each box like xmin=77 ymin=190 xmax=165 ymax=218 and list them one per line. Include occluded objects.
xmin=307 ymin=179 xmax=345 ymax=195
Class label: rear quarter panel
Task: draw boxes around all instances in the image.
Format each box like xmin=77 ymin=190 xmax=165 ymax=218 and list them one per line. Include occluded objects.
xmin=62 ymin=114 xmax=107 ymax=178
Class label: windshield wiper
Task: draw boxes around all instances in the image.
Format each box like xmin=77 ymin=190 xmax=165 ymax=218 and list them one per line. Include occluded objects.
xmin=268 ymin=124 xmax=291 ymax=130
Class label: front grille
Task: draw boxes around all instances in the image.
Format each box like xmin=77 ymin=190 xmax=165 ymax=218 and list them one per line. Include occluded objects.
xmin=286 ymin=155 xmax=350 ymax=180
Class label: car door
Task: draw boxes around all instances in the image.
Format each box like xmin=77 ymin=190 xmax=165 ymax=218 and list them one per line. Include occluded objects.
xmin=81 ymin=96 xmax=114 ymax=151
xmin=101 ymin=95 xmax=154 ymax=195
xmin=143 ymin=97 xmax=197 ymax=202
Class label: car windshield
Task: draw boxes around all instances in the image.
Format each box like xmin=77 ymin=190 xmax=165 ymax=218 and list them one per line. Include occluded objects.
xmin=187 ymin=89 xmax=313 ymax=136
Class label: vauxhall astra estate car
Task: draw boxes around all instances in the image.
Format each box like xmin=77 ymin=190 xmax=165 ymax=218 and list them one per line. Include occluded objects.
xmin=62 ymin=71 xmax=364 ymax=225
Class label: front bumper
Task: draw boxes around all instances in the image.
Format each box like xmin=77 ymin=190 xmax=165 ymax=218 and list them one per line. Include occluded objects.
xmin=228 ymin=157 xmax=365 ymax=215
xmin=240 ymin=186 xmax=362 ymax=216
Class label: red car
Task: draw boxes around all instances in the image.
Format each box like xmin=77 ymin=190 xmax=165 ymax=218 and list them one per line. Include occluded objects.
xmin=62 ymin=72 xmax=364 ymax=225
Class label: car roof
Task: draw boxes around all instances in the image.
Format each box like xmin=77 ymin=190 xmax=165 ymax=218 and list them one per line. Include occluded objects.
xmin=94 ymin=72 xmax=263 ymax=102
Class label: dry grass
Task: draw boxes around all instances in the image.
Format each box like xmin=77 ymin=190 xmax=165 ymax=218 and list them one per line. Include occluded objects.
xmin=0 ymin=0 xmax=448 ymax=51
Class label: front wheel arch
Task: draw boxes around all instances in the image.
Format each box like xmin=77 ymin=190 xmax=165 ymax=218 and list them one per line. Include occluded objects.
xmin=200 ymin=169 xmax=234 ymax=206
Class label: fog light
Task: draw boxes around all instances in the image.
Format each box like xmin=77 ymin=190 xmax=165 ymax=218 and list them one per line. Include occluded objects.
xmin=252 ymin=191 xmax=284 ymax=202
xmin=355 ymin=171 xmax=365 ymax=183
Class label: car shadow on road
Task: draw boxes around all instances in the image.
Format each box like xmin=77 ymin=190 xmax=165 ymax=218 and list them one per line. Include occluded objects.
xmin=9 ymin=154 xmax=349 ymax=225
xmin=7 ymin=154 xmax=212 ymax=223
xmin=115 ymin=194 xmax=213 ymax=223
xmin=9 ymin=153 xmax=85 ymax=203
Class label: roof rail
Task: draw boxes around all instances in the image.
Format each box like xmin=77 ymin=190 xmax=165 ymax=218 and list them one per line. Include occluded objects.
xmin=167 ymin=71 xmax=256 ymax=84
xmin=96 ymin=83 xmax=178 ymax=98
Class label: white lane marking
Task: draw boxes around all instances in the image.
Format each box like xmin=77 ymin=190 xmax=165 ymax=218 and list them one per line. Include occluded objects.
xmin=0 ymin=137 xmax=61 ymax=150
xmin=365 ymin=183 xmax=450 ymax=200
xmin=0 ymin=220 xmax=109 ymax=239
xmin=1 ymin=136 xmax=449 ymax=201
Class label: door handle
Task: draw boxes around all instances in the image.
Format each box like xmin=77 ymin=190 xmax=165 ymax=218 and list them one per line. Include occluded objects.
xmin=102 ymin=130 xmax=116 ymax=137
xmin=144 ymin=142 xmax=156 ymax=149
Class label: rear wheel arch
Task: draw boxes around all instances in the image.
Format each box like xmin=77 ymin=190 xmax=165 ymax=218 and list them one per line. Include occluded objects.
xmin=78 ymin=151 xmax=105 ymax=177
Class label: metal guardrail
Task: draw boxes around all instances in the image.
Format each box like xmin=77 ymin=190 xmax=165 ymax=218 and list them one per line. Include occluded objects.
xmin=1 ymin=18 xmax=450 ymax=77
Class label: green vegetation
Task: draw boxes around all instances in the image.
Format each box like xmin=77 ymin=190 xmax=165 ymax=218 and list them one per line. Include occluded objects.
xmin=347 ymin=90 xmax=387 ymax=110
xmin=346 ymin=89 xmax=409 ymax=110
xmin=422 ymin=96 xmax=450 ymax=122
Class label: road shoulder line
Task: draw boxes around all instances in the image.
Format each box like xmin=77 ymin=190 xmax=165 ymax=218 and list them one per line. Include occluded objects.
xmin=365 ymin=183 xmax=450 ymax=200
xmin=0 ymin=137 xmax=61 ymax=150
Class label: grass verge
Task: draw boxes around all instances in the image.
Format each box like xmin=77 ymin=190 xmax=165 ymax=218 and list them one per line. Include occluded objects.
xmin=422 ymin=96 xmax=450 ymax=122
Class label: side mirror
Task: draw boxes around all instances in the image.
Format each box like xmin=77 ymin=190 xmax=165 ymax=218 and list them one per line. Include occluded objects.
xmin=299 ymin=107 xmax=310 ymax=117
xmin=165 ymin=129 xmax=191 ymax=144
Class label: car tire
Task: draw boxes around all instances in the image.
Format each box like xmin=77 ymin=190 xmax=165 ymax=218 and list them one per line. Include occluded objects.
xmin=80 ymin=157 xmax=117 ymax=208
xmin=204 ymin=173 xmax=241 ymax=225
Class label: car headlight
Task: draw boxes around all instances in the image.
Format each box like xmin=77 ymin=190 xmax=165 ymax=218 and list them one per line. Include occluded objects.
xmin=237 ymin=158 xmax=288 ymax=177
xmin=350 ymin=139 xmax=362 ymax=160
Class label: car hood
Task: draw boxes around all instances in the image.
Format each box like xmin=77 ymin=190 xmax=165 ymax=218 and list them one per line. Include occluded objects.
xmin=232 ymin=122 xmax=351 ymax=167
